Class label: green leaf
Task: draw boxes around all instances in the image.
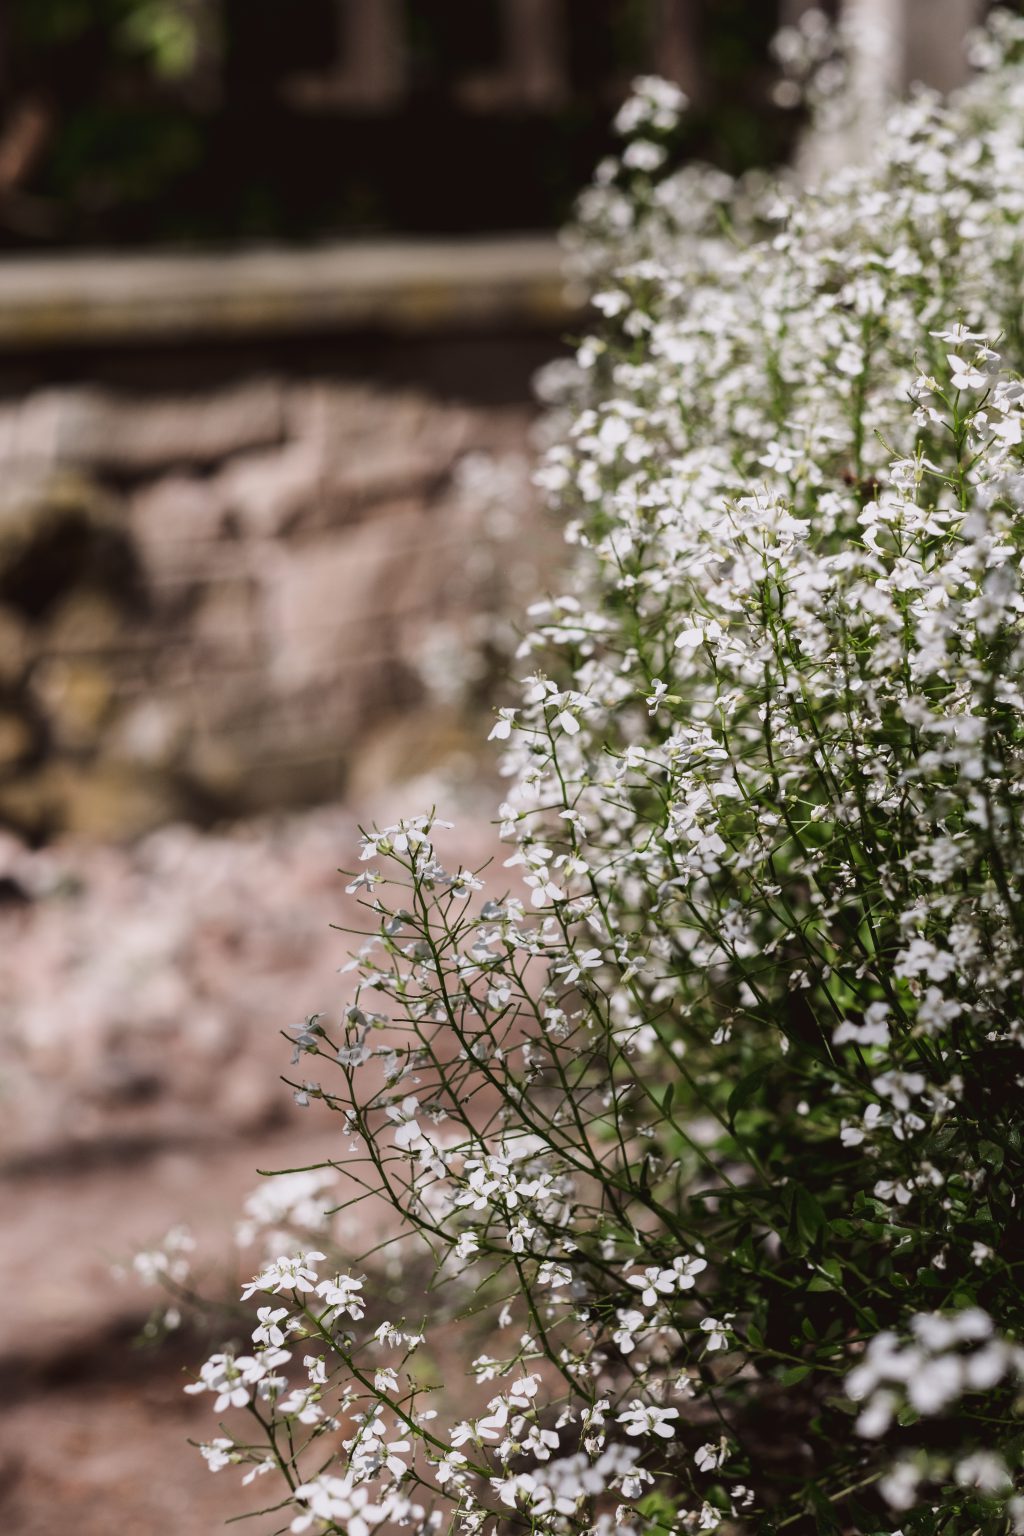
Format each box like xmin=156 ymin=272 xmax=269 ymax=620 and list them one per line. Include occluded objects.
xmin=728 ymin=1064 xmax=771 ymax=1121
xmin=780 ymin=1363 xmax=813 ymax=1386
xmin=978 ymin=1139 xmax=1005 ymax=1172
xmin=806 ymin=1481 xmax=842 ymax=1533
xmin=787 ymin=1184 xmax=827 ymax=1252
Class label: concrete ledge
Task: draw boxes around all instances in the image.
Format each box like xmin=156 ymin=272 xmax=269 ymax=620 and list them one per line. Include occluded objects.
xmin=0 ymin=237 xmax=581 ymax=349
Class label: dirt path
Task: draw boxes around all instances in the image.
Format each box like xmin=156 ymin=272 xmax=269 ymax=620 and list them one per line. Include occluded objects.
xmin=0 ymin=801 xmax=499 ymax=1535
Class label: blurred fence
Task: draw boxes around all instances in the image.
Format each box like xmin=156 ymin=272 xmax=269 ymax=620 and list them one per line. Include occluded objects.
xmin=0 ymin=0 xmax=797 ymax=245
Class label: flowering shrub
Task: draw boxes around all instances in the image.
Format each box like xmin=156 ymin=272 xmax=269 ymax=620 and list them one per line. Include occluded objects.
xmin=170 ymin=14 xmax=1024 ymax=1536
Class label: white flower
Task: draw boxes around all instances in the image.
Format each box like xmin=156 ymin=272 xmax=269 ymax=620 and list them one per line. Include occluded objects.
xmin=538 ymin=1261 xmax=573 ymax=1287
xmin=488 ymin=708 xmax=518 ymax=741
xmin=894 ymin=939 xmax=957 ymax=983
xmin=700 ymin=1316 xmax=733 ymax=1352
xmin=277 ymin=1388 xmax=323 ymax=1426
xmin=616 ymin=1400 xmax=679 ymax=1438
xmin=955 ymin=1450 xmax=1012 ymax=1493
xmin=252 ymin=1306 xmax=291 ymax=1348
xmin=241 ymin=1252 xmax=325 ymax=1300
xmin=833 ymin=1002 xmax=890 ymax=1047
xmin=315 ymin=1273 xmax=365 ymax=1321
xmin=907 ymin=1354 xmax=963 ymax=1413
xmin=694 ymin=1439 xmax=727 ymax=1472
xmin=304 ymin=1354 xmax=327 ymax=1385
xmin=947 ymin=353 xmax=987 ymax=389
xmin=241 ymin=1460 xmax=275 ymax=1486
xmin=199 ymin=1438 xmax=235 ymax=1473
xmin=434 ymin=1451 xmax=469 ymax=1485
xmin=646 ymin=679 xmax=669 ymax=715
xmin=675 ymin=620 xmax=722 ymax=651
xmin=855 ymin=1390 xmax=897 ymax=1438
xmin=612 ymin=1308 xmax=646 ymax=1354
xmin=454 ymin=1230 xmax=480 ymax=1260
xmin=879 ymin=1459 xmax=921 ymax=1511
xmin=184 ymin=1351 xmax=266 ymax=1413
xmin=555 ymin=948 xmax=603 ymax=984
xmin=622 ymin=139 xmax=668 ymax=173
xmin=871 ymin=1070 xmax=926 ymax=1111
xmin=625 ymin=1253 xmax=706 ymax=1306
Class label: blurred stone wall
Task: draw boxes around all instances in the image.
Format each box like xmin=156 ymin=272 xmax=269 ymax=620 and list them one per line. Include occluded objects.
xmin=0 ymin=364 xmax=553 ymax=842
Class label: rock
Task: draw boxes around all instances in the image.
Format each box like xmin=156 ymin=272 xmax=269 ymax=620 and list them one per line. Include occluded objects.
xmin=215 ymin=440 xmax=324 ymax=538
xmin=190 ymin=578 xmax=262 ymax=658
xmin=344 ymin=705 xmax=486 ymax=800
xmin=218 ymin=1058 xmax=289 ymax=1134
xmin=0 ymin=377 xmax=543 ymax=838
xmin=0 ymin=469 xmax=138 ymax=620
xmin=40 ymin=589 xmax=132 ymax=653
xmin=180 ymin=735 xmax=245 ymax=807
xmin=0 ymin=607 xmax=29 ymax=686
xmin=0 ymin=702 xmax=37 ymax=776
xmin=5 ymin=381 xmax=286 ymax=474
xmin=108 ymin=698 xmax=188 ymax=769
xmin=0 ymin=761 xmax=187 ymax=843
xmin=30 ymin=658 xmax=114 ymax=752
xmin=55 ymin=763 xmax=191 ymax=841
xmin=131 ymin=473 xmax=229 ymax=553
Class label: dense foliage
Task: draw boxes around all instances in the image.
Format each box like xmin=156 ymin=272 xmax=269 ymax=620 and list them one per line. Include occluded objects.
xmin=159 ymin=12 xmax=1024 ymax=1535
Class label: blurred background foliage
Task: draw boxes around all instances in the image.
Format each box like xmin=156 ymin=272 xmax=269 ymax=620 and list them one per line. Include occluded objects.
xmin=0 ymin=0 xmax=800 ymax=247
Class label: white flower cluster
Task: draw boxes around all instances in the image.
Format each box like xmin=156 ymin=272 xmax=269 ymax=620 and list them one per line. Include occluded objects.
xmin=847 ymin=1311 xmax=1024 ymax=1516
xmin=847 ymin=1309 xmax=1024 ymax=1437
xmin=170 ymin=19 xmax=1024 ymax=1536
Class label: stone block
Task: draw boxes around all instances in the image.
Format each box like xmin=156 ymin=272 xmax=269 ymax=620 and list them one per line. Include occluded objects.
xmin=287 ymin=382 xmax=474 ymax=523
xmin=191 ymin=578 xmax=263 ymax=658
xmin=215 ymin=440 xmax=324 ymax=538
xmin=0 ymin=469 xmax=134 ymax=620
xmin=259 ymin=509 xmax=427 ymax=690
xmin=0 ymin=703 xmax=38 ymax=776
xmin=108 ymin=696 xmax=189 ymax=769
xmin=131 ymin=474 xmax=230 ymax=550
xmin=39 ymin=591 xmax=129 ymax=654
xmin=0 ymin=761 xmax=188 ymax=842
xmin=29 ymin=657 xmax=115 ymax=752
xmin=0 ymin=606 xmax=30 ymax=686
xmin=5 ymin=380 xmax=285 ymax=474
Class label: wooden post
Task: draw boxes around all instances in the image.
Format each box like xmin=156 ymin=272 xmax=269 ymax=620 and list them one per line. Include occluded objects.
xmin=778 ymin=0 xmax=838 ymax=21
xmin=653 ymin=0 xmax=700 ymax=101
xmin=795 ymin=0 xmax=903 ymax=173
xmin=458 ymin=0 xmax=568 ymax=112
xmin=902 ymin=0 xmax=986 ymax=91
xmin=181 ymin=0 xmax=224 ymax=109
xmin=842 ymin=0 xmax=905 ymax=121
xmin=283 ymin=0 xmax=406 ymax=112
xmin=840 ymin=0 xmax=985 ymax=98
